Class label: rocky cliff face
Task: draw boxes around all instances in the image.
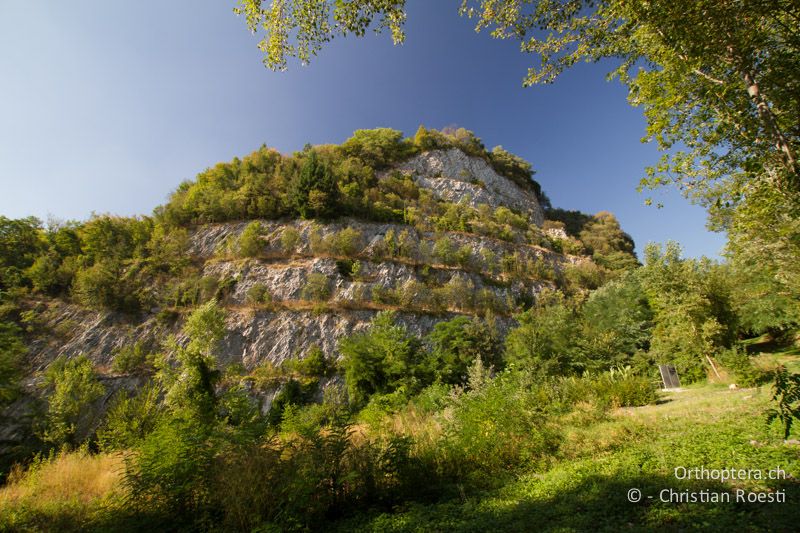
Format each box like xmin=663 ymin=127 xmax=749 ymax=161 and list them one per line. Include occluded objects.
xmin=397 ymin=148 xmax=545 ymax=225
xmin=2 ymin=147 xmax=575 ymax=457
xmin=19 ymin=148 xmax=554 ymax=370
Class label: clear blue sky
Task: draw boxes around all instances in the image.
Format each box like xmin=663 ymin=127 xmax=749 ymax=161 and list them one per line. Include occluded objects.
xmin=0 ymin=1 xmax=725 ymax=259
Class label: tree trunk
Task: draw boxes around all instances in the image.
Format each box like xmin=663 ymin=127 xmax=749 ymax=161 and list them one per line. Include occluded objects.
xmin=741 ymin=69 xmax=799 ymax=186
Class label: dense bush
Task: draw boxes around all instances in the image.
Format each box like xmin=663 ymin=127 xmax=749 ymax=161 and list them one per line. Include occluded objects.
xmin=280 ymin=226 xmax=301 ymax=253
xmin=587 ymin=367 xmax=659 ymax=408
xmin=245 ymin=282 xmax=272 ymax=305
xmin=440 ymin=367 xmax=559 ymax=474
xmin=426 ymin=315 xmax=503 ymax=385
xmin=40 ymin=355 xmax=106 ymax=447
xmin=339 ymin=311 xmax=426 ymax=407
xmin=340 ymin=128 xmax=411 ymax=169
xmin=0 ymin=321 xmax=26 ymax=404
xmin=505 ymin=290 xmax=579 ymax=376
xmin=0 ymin=216 xmax=46 ymax=290
xmin=97 ymin=383 xmax=163 ymax=452
xmin=640 ymin=242 xmax=736 ymax=382
xmin=124 ymin=414 xmax=216 ymax=516
xmin=237 ymin=221 xmax=264 ymax=257
xmin=302 ymin=273 xmax=332 ymax=301
xmin=290 ymin=150 xmax=340 ymax=219
xmin=579 ymin=273 xmax=653 ymax=372
xmin=111 ymin=341 xmax=153 ymax=374
xmin=716 ymin=347 xmax=769 ymax=387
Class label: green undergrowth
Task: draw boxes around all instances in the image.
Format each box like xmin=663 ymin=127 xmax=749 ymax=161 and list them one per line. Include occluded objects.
xmin=334 ymin=381 xmax=800 ymax=532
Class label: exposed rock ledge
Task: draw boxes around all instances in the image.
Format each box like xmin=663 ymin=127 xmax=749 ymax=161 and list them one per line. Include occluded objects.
xmin=396 ymin=148 xmax=545 ymax=226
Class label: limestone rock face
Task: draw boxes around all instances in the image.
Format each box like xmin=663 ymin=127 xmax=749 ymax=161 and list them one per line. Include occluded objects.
xmin=397 ymin=148 xmax=545 ymax=225
xmin=17 ymin=144 xmax=567 ymax=374
xmin=1 ymin=146 xmax=578 ymax=463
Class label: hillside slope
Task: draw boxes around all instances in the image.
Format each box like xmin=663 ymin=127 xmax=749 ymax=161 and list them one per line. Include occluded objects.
xmin=0 ymin=128 xmax=637 ymax=473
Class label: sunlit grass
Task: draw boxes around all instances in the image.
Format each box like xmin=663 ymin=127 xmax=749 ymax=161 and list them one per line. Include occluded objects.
xmin=0 ymin=449 xmax=125 ymax=530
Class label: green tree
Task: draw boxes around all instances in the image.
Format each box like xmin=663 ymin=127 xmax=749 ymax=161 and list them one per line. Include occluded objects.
xmin=340 ymin=128 xmax=410 ymax=169
xmin=578 ymin=211 xmax=638 ymax=272
xmin=41 ymin=354 xmax=106 ymax=447
xmin=72 ymin=258 xmax=140 ymax=312
xmin=339 ymin=311 xmax=425 ymax=407
xmin=726 ymin=183 xmax=800 ymax=336
xmin=290 ymin=150 xmax=339 ymax=219
xmin=238 ymin=221 xmax=264 ymax=258
xmin=504 ymin=290 xmax=578 ymax=376
xmin=158 ymin=300 xmax=226 ymax=422
xmin=0 ymin=216 xmax=45 ymax=289
xmin=640 ymin=242 xmax=736 ymax=382
xmin=579 ymin=273 xmax=653 ymax=372
xmin=0 ymin=322 xmax=26 ymax=404
xmin=426 ymin=315 xmax=502 ymax=385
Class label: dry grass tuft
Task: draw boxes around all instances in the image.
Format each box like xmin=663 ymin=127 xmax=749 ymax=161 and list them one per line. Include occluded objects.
xmin=0 ymin=449 xmax=124 ymax=509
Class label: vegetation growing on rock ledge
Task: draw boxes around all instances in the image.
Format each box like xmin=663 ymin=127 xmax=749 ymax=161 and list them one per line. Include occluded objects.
xmin=1 ymin=126 xmax=798 ymax=532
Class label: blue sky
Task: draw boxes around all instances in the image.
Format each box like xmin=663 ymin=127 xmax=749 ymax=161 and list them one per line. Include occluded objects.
xmin=0 ymin=1 xmax=726 ymax=259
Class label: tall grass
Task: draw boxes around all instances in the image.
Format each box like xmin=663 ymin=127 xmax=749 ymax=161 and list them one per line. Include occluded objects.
xmin=0 ymin=449 xmax=124 ymax=530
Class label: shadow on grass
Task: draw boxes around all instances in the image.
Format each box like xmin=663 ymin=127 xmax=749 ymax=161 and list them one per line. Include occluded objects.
xmin=337 ymin=472 xmax=800 ymax=532
xmin=6 ymin=472 xmax=798 ymax=532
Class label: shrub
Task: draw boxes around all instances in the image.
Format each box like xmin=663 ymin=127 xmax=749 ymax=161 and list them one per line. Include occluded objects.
xmin=413 ymin=125 xmax=448 ymax=151
xmin=563 ymin=260 xmax=607 ymax=291
xmin=435 ymin=276 xmax=475 ymax=311
xmin=267 ymin=379 xmax=312 ymax=426
xmin=111 ymin=341 xmax=153 ymax=374
xmin=766 ymin=366 xmax=800 ymax=439
xmin=426 ymin=316 xmax=502 ymax=385
xmin=504 ymin=291 xmax=578 ymax=376
xmin=340 ymin=128 xmax=410 ymax=169
xmin=455 ymin=245 xmax=473 ymax=268
xmin=339 ymin=311 xmax=426 ymax=407
xmin=717 ymin=347 xmax=768 ymax=387
xmin=237 ymin=221 xmax=263 ymax=258
xmin=397 ymin=279 xmax=424 ymax=308
xmin=433 ymin=236 xmax=457 ymax=265
xmin=371 ymin=284 xmax=400 ymax=305
xmin=97 ymin=383 xmax=163 ymax=452
xmin=0 ymin=322 xmax=25 ymax=405
xmin=284 ymin=345 xmax=332 ymax=379
xmin=249 ymin=360 xmax=285 ymax=390
xmin=327 ymin=227 xmax=364 ymax=257
xmin=41 ymin=354 xmax=106 ymax=447
xmin=336 ymin=259 xmax=354 ymax=277
xmin=588 ymin=367 xmax=658 ymax=408
xmin=396 ymin=229 xmax=416 ymax=258
xmin=26 ymin=252 xmax=63 ymax=294
xmin=579 ymin=274 xmax=653 ymax=372
xmin=245 ymin=283 xmax=272 ymax=305
xmin=488 ymin=146 xmax=537 ymax=193
xmin=159 ymin=300 xmax=226 ymax=422
xmin=290 ymin=150 xmax=339 ymax=219
xmin=441 ymin=368 xmax=559 ymax=474
xmin=124 ymin=415 xmax=215 ymax=516
xmin=302 ymin=273 xmax=331 ymax=301
xmin=280 ymin=227 xmax=301 ymax=254
xmin=71 ymin=259 xmax=140 ymax=312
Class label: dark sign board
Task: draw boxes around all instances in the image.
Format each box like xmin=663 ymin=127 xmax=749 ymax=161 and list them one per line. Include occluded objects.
xmin=659 ymin=364 xmax=681 ymax=389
